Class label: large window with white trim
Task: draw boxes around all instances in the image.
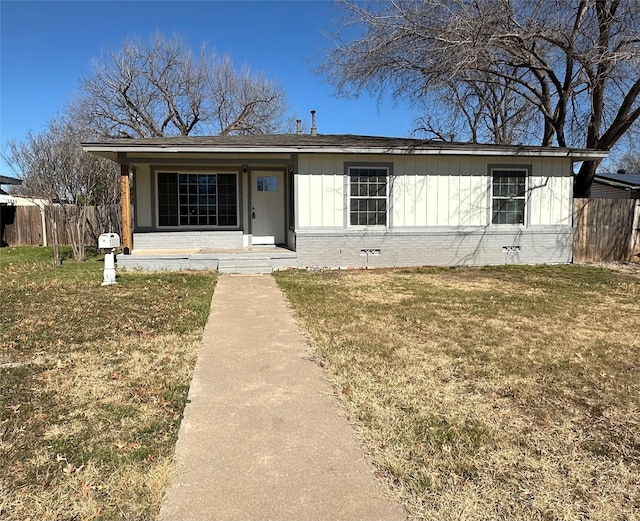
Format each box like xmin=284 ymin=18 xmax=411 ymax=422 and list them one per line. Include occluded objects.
xmin=158 ymin=172 xmax=238 ymax=227
xmin=491 ymin=169 xmax=527 ymax=225
xmin=349 ymin=167 xmax=388 ymax=226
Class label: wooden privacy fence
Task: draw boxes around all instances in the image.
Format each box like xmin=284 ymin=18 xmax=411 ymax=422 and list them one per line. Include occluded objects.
xmin=1 ymin=204 xmax=120 ymax=247
xmin=574 ymin=198 xmax=640 ymax=263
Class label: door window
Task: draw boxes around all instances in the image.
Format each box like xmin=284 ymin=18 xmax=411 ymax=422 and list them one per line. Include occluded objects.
xmin=257 ymin=176 xmax=278 ymax=192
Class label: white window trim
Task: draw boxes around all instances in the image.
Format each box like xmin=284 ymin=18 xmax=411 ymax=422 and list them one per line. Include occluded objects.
xmin=155 ymin=170 xmax=240 ymax=230
xmin=346 ymin=165 xmax=390 ymax=228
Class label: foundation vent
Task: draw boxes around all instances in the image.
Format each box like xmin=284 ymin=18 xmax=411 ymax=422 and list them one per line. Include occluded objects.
xmin=502 ymin=245 xmax=521 ymax=253
xmin=360 ymin=248 xmax=381 ymax=256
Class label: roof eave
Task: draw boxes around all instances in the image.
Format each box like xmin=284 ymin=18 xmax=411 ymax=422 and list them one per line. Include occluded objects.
xmin=82 ymin=143 xmax=609 ymax=160
xmin=594 ymin=178 xmax=640 ymax=190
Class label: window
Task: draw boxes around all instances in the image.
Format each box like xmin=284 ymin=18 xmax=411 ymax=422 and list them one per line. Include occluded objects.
xmin=349 ymin=167 xmax=388 ymax=226
xmin=158 ymin=172 xmax=237 ymax=227
xmin=492 ymin=169 xmax=527 ymax=225
xmin=257 ymin=175 xmax=278 ymax=192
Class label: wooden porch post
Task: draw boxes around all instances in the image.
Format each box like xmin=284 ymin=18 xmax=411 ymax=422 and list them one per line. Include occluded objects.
xmin=120 ymin=164 xmax=132 ymax=254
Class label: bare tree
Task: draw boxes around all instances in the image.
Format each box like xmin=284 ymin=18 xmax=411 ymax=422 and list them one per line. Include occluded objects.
xmin=210 ymin=56 xmax=290 ymax=135
xmin=4 ymin=118 xmax=119 ymax=264
xmin=73 ymin=32 xmax=291 ymax=138
xmin=416 ymin=71 xmax=538 ymax=144
xmin=324 ymin=0 xmax=640 ymax=196
xmin=616 ymin=151 xmax=640 ymax=172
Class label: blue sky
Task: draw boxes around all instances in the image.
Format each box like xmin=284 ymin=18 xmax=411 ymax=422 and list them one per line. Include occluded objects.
xmin=0 ymin=0 xmax=417 ymax=174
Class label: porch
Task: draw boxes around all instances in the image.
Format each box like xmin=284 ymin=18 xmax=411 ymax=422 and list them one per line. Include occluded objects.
xmin=116 ymin=245 xmax=298 ymax=274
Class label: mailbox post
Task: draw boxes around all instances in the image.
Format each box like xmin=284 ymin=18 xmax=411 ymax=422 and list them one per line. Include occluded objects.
xmin=98 ymin=233 xmax=121 ymax=286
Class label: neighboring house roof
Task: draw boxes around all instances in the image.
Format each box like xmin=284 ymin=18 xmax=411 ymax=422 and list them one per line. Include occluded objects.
xmin=82 ymin=134 xmax=608 ymax=161
xmin=593 ymin=172 xmax=640 ymax=191
xmin=0 ymin=174 xmax=22 ymax=186
xmin=0 ymin=175 xmax=22 ymax=205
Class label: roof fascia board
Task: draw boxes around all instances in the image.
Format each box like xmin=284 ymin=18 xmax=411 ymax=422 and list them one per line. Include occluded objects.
xmin=82 ymin=144 xmax=608 ymax=160
xmin=122 ymin=157 xmax=295 ymax=167
xmin=594 ymin=178 xmax=640 ymax=190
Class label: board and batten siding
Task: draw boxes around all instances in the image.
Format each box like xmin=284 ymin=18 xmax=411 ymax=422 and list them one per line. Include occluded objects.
xmin=134 ymin=165 xmax=153 ymax=228
xmin=295 ymin=154 xmax=573 ymax=229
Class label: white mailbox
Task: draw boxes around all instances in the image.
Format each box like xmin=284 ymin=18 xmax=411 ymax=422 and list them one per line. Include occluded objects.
xmin=98 ymin=233 xmax=121 ymax=249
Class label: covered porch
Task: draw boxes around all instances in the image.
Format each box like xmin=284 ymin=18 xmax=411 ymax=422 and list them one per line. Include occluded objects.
xmin=82 ymin=137 xmax=301 ymax=272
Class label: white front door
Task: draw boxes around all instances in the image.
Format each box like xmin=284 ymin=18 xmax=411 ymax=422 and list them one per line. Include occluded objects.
xmin=251 ymin=171 xmax=285 ymax=245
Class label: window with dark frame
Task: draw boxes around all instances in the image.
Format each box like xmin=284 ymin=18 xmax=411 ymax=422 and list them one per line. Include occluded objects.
xmin=492 ymin=169 xmax=527 ymax=225
xmin=349 ymin=167 xmax=388 ymax=226
xmin=157 ymin=172 xmax=237 ymax=227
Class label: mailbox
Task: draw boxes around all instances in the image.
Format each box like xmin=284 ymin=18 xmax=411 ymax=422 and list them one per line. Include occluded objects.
xmin=98 ymin=233 xmax=121 ymax=249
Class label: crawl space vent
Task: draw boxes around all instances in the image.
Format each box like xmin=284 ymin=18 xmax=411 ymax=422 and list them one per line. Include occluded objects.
xmin=502 ymin=245 xmax=521 ymax=253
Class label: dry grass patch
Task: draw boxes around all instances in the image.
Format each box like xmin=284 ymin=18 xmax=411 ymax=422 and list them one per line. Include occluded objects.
xmin=0 ymin=247 xmax=216 ymax=521
xmin=276 ymin=265 xmax=640 ymax=521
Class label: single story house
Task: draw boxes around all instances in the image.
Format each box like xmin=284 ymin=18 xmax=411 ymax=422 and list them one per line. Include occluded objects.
xmin=591 ymin=171 xmax=640 ymax=199
xmin=82 ymin=134 xmax=607 ymax=272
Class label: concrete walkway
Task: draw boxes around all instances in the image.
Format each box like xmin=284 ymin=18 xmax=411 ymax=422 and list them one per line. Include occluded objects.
xmin=159 ymin=274 xmax=405 ymax=521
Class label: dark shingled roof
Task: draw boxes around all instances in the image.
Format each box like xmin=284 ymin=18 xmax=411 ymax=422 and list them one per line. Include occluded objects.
xmin=83 ymin=133 xmax=516 ymax=151
xmin=82 ymin=133 xmax=606 ymax=158
xmin=594 ymin=172 xmax=640 ymax=189
xmin=0 ymin=175 xmax=23 ymax=185
xmin=84 ymin=134 xmax=472 ymax=148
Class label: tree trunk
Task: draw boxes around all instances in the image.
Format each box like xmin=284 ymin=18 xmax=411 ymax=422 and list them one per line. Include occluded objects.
xmin=48 ymin=210 xmax=61 ymax=267
xmin=574 ymin=160 xmax=602 ymax=198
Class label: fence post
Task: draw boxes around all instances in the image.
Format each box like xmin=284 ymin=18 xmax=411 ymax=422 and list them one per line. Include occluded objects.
xmin=631 ymin=200 xmax=640 ymax=263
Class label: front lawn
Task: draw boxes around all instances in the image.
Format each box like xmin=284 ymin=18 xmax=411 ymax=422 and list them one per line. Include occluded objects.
xmin=276 ymin=264 xmax=640 ymax=521
xmin=0 ymin=247 xmax=216 ymax=521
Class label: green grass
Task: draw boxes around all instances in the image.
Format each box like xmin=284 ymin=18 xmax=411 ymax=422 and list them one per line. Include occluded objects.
xmin=0 ymin=247 xmax=216 ymax=521
xmin=276 ymin=264 xmax=640 ymax=521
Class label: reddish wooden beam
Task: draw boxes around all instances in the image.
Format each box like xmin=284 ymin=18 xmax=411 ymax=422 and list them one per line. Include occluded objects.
xmin=120 ymin=164 xmax=132 ymax=254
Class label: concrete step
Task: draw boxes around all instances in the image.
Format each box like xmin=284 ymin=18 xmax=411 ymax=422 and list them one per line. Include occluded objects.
xmin=220 ymin=266 xmax=273 ymax=275
xmin=218 ymin=258 xmax=273 ymax=274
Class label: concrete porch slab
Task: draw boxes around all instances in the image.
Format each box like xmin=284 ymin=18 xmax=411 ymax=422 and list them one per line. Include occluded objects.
xmin=115 ymin=246 xmax=298 ymax=273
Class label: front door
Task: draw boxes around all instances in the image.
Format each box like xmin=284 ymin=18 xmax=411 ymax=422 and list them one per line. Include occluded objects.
xmin=251 ymin=171 xmax=285 ymax=245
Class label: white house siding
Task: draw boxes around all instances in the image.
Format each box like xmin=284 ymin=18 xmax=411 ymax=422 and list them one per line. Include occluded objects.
xmin=295 ymin=154 xmax=572 ymax=228
xmin=293 ymin=153 xmax=574 ymax=267
xmin=295 ymin=154 xmax=344 ymax=228
xmin=134 ymin=165 xmax=153 ymax=228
